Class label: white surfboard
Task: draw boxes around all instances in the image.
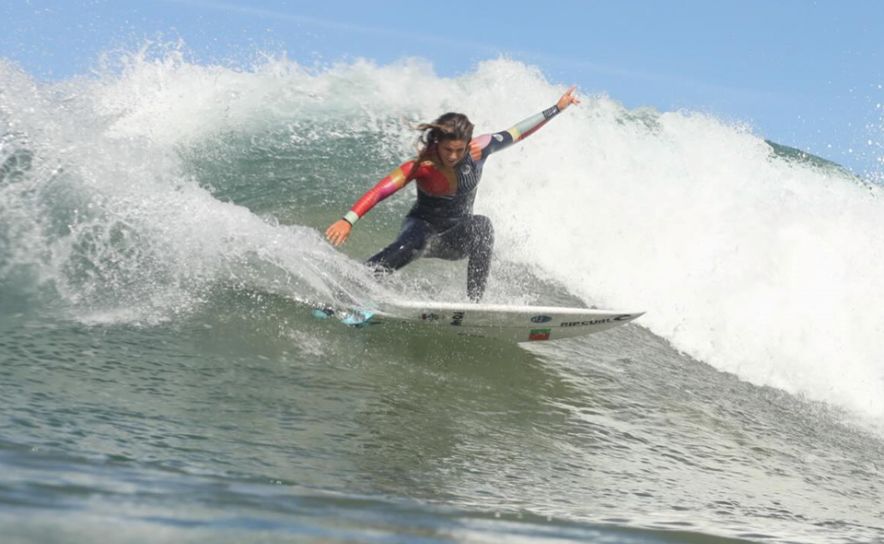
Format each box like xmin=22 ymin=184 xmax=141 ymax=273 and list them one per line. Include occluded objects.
xmin=361 ymin=300 xmax=644 ymax=343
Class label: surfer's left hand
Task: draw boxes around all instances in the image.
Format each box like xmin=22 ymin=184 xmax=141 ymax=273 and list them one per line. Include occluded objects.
xmin=325 ymin=219 xmax=352 ymax=247
xmin=557 ymin=85 xmax=580 ymax=111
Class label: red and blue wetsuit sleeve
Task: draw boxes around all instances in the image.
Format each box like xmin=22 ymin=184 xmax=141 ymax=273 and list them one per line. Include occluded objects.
xmin=342 ymin=161 xmax=417 ymax=225
xmin=472 ymin=104 xmax=561 ymax=162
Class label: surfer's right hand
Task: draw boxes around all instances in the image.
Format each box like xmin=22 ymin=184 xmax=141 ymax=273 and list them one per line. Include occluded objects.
xmin=325 ymin=219 xmax=352 ymax=247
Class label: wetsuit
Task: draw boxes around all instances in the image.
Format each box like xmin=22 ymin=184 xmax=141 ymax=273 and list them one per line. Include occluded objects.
xmin=341 ymin=104 xmax=562 ymax=301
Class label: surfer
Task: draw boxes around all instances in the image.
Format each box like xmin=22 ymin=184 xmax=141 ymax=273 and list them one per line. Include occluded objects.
xmin=325 ymin=86 xmax=580 ymax=302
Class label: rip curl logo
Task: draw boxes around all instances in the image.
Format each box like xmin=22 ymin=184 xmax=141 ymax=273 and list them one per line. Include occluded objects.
xmin=493 ymin=134 xmax=504 ymax=142
xmin=560 ymin=315 xmax=634 ymax=327
xmin=460 ymin=164 xmax=472 ymax=174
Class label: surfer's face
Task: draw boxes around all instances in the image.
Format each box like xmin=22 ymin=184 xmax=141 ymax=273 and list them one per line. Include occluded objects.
xmin=437 ymin=139 xmax=468 ymax=168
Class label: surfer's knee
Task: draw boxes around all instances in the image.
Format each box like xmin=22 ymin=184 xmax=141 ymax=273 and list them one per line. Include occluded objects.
xmin=366 ymin=242 xmax=424 ymax=274
xmin=365 ymin=220 xmax=433 ymax=273
xmin=471 ymin=215 xmax=494 ymax=250
xmin=399 ymin=228 xmax=432 ymax=258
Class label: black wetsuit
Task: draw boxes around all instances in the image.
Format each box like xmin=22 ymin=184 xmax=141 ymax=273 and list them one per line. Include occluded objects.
xmin=341 ymin=105 xmax=561 ymax=301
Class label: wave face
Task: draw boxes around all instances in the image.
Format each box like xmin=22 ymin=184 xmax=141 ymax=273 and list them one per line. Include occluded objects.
xmin=3 ymin=47 xmax=882 ymax=419
xmin=2 ymin=45 xmax=884 ymax=544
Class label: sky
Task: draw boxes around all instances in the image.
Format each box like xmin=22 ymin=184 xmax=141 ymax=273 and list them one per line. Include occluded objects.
xmin=2 ymin=0 xmax=884 ymax=177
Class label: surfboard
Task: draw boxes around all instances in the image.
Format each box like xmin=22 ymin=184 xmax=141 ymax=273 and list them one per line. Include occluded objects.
xmin=319 ymin=300 xmax=645 ymax=343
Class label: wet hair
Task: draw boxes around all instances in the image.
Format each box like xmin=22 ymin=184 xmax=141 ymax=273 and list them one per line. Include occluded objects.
xmin=413 ymin=112 xmax=474 ymax=164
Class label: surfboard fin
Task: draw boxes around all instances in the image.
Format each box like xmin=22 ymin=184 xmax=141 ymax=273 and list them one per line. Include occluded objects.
xmin=338 ymin=310 xmax=375 ymax=327
xmin=311 ymin=304 xmax=375 ymax=327
xmin=311 ymin=306 xmax=336 ymax=320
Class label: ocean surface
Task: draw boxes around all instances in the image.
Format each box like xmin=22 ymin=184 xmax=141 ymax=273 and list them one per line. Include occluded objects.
xmin=2 ymin=46 xmax=884 ymax=543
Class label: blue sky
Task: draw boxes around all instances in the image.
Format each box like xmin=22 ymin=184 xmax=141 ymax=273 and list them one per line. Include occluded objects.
xmin=3 ymin=0 xmax=884 ymax=176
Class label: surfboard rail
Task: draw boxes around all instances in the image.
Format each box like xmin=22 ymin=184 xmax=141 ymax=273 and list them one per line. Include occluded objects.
xmin=370 ymin=300 xmax=645 ymax=343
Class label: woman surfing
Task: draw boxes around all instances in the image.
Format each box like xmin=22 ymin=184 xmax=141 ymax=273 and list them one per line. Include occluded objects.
xmin=326 ymin=85 xmax=580 ymax=302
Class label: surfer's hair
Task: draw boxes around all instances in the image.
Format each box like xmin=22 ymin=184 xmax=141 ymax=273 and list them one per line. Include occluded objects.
xmin=414 ymin=112 xmax=474 ymax=161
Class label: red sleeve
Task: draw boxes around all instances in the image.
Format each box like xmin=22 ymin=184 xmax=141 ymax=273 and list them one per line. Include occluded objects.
xmin=344 ymin=161 xmax=417 ymax=225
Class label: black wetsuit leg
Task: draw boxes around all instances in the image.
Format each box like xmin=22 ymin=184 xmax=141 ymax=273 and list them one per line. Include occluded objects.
xmin=366 ymin=217 xmax=437 ymax=275
xmin=425 ymin=215 xmax=495 ymax=302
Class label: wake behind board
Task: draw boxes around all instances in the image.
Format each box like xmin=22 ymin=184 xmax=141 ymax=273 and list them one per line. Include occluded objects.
xmin=335 ymin=300 xmax=644 ymax=343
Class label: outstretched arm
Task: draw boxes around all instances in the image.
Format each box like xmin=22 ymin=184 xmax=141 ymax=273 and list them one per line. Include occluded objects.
xmin=473 ymin=85 xmax=580 ymax=160
xmin=326 ymin=161 xmax=417 ymax=246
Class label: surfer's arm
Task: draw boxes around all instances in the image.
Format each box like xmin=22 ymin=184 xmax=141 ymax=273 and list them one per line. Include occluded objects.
xmin=474 ymin=85 xmax=580 ymax=160
xmin=343 ymin=161 xmax=416 ymax=226
xmin=327 ymin=162 xmax=416 ymax=246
